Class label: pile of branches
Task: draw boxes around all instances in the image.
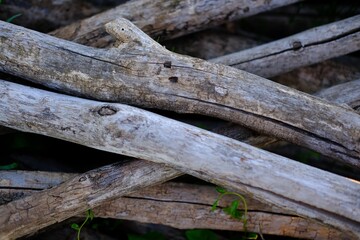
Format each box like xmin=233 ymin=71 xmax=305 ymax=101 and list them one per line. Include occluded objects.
xmin=0 ymin=0 xmax=359 ymax=239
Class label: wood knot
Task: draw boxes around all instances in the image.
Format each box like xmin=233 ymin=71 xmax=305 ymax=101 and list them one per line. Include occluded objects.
xmin=169 ymin=76 xmax=178 ymax=83
xmin=97 ymin=105 xmax=118 ymax=116
xmin=292 ymin=41 xmax=303 ymax=51
xmin=164 ymin=61 xmax=172 ymax=68
xmin=79 ymin=176 xmax=87 ymax=182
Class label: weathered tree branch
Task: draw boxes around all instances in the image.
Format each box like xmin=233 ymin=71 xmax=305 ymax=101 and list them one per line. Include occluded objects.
xmin=0 ymin=173 xmax=349 ymax=240
xmin=1 ymin=19 xmax=359 ymax=168
xmin=1 ymin=79 xmax=359 ymax=237
xmin=210 ymin=15 xmax=360 ymax=77
xmin=167 ymin=30 xmax=360 ymax=93
xmin=50 ymin=0 xmax=302 ymax=47
xmin=0 ymin=80 xmax=359 ymax=238
xmin=0 ymin=159 xmax=181 ymax=239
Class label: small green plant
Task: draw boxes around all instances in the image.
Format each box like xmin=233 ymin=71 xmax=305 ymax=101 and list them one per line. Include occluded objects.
xmin=0 ymin=0 xmax=22 ymax=22
xmin=211 ymin=187 xmax=258 ymax=240
xmin=6 ymin=13 xmax=22 ymax=23
xmin=0 ymin=162 xmax=18 ymax=170
xmin=71 ymin=209 xmax=94 ymax=240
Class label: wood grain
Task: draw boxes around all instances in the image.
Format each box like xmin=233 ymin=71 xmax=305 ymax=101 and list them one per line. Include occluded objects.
xmin=0 ymin=80 xmax=359 ymax=238
xmin=1 ymin=19 xmax=359 ymax=168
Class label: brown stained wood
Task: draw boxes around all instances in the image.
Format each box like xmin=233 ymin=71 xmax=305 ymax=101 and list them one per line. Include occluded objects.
xmin=0 ymin=176 xmax=349 ymax=240
xmin=210 ymin=15 xmax=360 ymax=78
xmin=50 ymin=0 xmax=302 ymax=47
xmin=0 ymin=80 xmax=359 ymax=238
xmin=1 ymin=19 xmax=360 ymax=168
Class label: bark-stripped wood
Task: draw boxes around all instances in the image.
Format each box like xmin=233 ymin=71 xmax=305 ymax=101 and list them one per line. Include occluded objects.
xmin=50 ymin=0 xmax=302 ymax=47
xmin=210 ymin=15 xmax=360 ymax=77
xmin=167 ymin=30 xmax=360 ymax=93
xmin=0 ymin=174 xmax=349 ymax=240
xmin=1 ymin=80 xmax=359 ymax=237
xmin=0 ymin=80 xmax=359 ymax=239
xmin=0 ymin=159 xmax=181 ymax=239
xmin=1 ymin=20 xmax=360 ymax=168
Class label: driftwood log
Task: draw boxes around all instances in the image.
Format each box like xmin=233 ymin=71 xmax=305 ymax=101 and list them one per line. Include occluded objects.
xmin=0 ymin=171 xmax=349 ymax=240
xmin=1 ymin=19 xmax=360 ymax=168
xmin=0 ymin=79 xmax=359 ymax=239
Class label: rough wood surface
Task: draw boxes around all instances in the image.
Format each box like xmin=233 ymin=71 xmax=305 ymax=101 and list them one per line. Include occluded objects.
xmin=210 ymin=15 xmax=360 ymax=77
xmin=167 ymin=30 xmax=360 ymax=93
xmin=0 ymin=159 xmax=181 ymax=239
xmin=50 ymin=0 xmax=302 ymax=47
xmin=0 ymin=174 xmax=348 ymax=240
xmin=0 ymin=80 xmax=359 ymax=238
xmin=1 ymin=19 xmax=360 ymax=168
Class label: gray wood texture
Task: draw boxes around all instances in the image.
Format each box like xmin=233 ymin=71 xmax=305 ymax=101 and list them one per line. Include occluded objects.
xmin=167 ymin=30 xmax=360 ymax=93
xmin=0 ymin=80 xmax=359 ymax=239
xmin=0 ymin=19 xmax=359 ymax=168
xmin=50 ymin=0 xmax=302 ymax=47
xmin=210 ymin=15 xmax=360 ymax=77
xmin=0 ymin=172 xmax=349 ymax=240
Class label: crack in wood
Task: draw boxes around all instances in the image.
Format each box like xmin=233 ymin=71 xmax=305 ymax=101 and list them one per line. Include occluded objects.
xmin=168 ymin=93 xmax=359 ymax=162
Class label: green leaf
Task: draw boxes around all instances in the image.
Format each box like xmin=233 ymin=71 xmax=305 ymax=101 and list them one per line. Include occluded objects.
xmin=71 ymin=223 xmax=80 ymax=230
xmin=229 ymin=200 xmax=239 ymax=214
xmin=215 ymin=186 xmax=226 ymax=194
xmin=6 ymin=13 xmax=22 ymax=23
xmin=211 ymin=200 xmax=219 ymax=211
xmin=0 ymin=162 xmax=18 ymax=170
xmin=185 ymin=229 xmax=218 ymax=240
xmin=232 ymin=209 xmax=243 ymax=220
xmin=223 ymin=206 xmax=243 ymax=220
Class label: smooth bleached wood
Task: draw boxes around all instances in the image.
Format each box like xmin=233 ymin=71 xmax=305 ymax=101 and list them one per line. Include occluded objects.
xmin=1 ymin=19 xmax=359 ymax=168
xmin=0 ymin=80 xmax=359 ymax=238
